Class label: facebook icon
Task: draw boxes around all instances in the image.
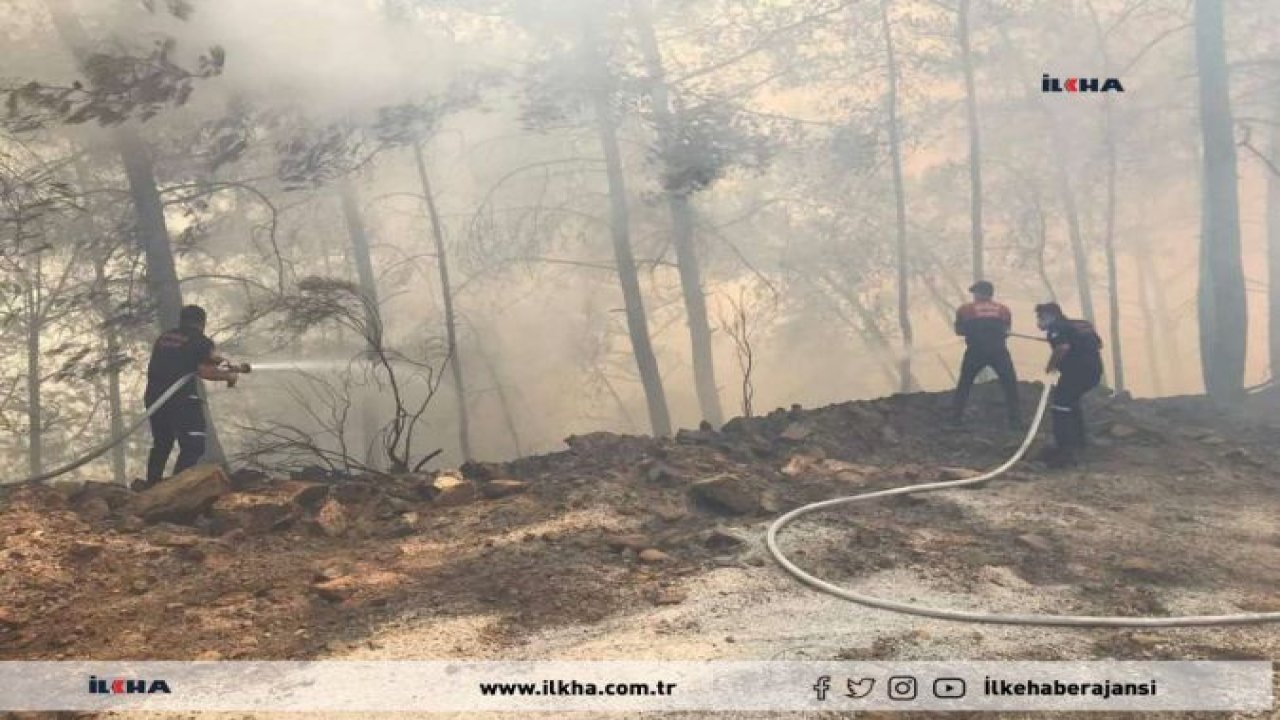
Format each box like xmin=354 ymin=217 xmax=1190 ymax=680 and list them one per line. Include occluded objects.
xmin=813 ymin=675 xmax=832 ymax=701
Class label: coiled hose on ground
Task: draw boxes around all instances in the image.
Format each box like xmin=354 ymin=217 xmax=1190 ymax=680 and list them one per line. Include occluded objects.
xmin=766 ymin=379 xmax=1280 ymax=627
xmin=13 ymin=372 xmax=197 ymax=487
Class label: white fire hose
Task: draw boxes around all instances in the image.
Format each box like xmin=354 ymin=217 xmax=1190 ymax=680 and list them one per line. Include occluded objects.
xmin=766 ymin=379 xmax=1280 ymax=627
xmin=12 ymin=372 xmax=198 ymax=486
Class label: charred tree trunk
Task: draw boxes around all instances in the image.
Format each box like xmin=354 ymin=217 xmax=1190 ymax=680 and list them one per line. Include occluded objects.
xmin=472 ymin=332 xmax=523 ymax=458
xmin=1267 ymin=96 xmax=1280 ymax=382
xmin=118 ymin=134 xmax=228 ymax=466
xmin=116 ymin=135 xmax=183 ymax=328
xmin=24 ymin=280 xmax=42 ymax=478
xmin=583 ymin=14 xmax=672 ymax=437
xmin=1086 ymin=1 xmax=1125 ymax=392
xmin=75 ymin=154 xmax=129 ymax=484
xmin=880 ymin=0 xmax=914 ymax=392
xmin=629 ymin=0 xmax=724 ymax=427
xmin=104 ymin=314 xmax=126 ymax=482
xmin=1031 ymin=197 xmax=1058 ymax=300
xmin=337 ymin=180 xmax=384 ymax=467
xmin=93 ymin=258 xmax=128 ymax=483
xmin=338 ymin=180 xmax=383 ymax=346
xmin=958 ymin=0 xmax=985 ymax=283
xmin=1193 ymin=0 xmax=1248 ymax=400
xmin=1100 ymin=97 xmax=1126 ymax=393
xmin=1132 ymin=239 xmax=1164 ymax=396
xmin=411 ymin=142 xmax=471 ymax=460
xmin=1147 ymin=249 xmax=1178 ymax=388
xmin=1049 ymin=144 xmax=1096 ymax=325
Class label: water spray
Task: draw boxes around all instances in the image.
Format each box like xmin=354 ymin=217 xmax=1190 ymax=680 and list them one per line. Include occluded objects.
xmin=247 ymin=359 xmax=353 ymax=372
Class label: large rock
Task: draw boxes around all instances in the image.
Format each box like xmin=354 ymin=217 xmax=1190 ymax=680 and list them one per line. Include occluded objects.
xmin=374 ymin=495 xmax=413 ymax=519
xmin=780 ymin=454 xmax=817 ymax=477
xmin=638 ymin=548 xmax=672 ymax=564
xmin=279 ymin=480 xmax=329 ymax=509
xmin=0 ymin=606 xmax=22 ymax=629
xmin=311 ymin=570 xmax=406 ymax=607
xmin=429 ymin=473 xmax=476 ymax=507
xmin=779 ymin=422 xmax=812 ymax=442
xmin=129 ymin=464 xmax=231 ymax=523
xmin=150 ymin=530 xmax=201 ymax=548
xmin=690 ymin=474 xmax=763 ymax=515
xmin=378 ymin=511 xmax=421 ymax=539
xmin=332 ymin=481 xmax=377 ymax=505
xmin=565 ymin=432 xmax=625 ymax=453
xmin=290 ymin=465 xmax=338 ymax=483
xmin=460 ymin=460 xmax=509 ymax=483
xmin=675 ymin=427 xmax=716 ymax=445
xmin=76 ymin=497 xmax=112 ymax=522
xmin=642 ymin=461 xmax=683 ymax=485
xmin=480 ymin=479 xmax=529 ymax=499
xmin=68 ymin=541 xmax=104 ymax=561
xmin=604 ymin=534 xmax=651 ymax=552
xmin=314 ymin=498 xmax=350 ymax=538
xmin=228 ymin=468 xmax=269 ymax=490
xmin=703 ymin=527 xmax=750 ymax=552
xmin=73 ymin=481 xmax=133 ymax=510
xmin=210 ymin=492 xmax=301 ymax=535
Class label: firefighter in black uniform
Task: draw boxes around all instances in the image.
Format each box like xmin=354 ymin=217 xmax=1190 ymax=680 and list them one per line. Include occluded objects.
xmin=140 ymin=305 xmax=243 ymax=490
xmin=951 ymin=281 xmax=1020 ymax=428
xmin=1036 ymin=302 xmax=1104 ymax=467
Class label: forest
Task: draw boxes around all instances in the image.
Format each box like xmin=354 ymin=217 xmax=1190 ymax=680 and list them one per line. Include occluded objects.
xmin=1 ymin=0 xmax=1278 ymax=482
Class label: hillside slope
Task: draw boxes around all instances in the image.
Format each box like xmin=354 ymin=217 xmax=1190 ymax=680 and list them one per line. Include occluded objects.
xmin=2 ymin=381 xmax=1279 ymax=668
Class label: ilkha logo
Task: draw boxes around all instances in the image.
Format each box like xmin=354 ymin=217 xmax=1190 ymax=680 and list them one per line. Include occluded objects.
xmin=88 ymin=676 xmax=172 ymax=694
xmin=1042 ymin=74 xmax=1125 ymax=93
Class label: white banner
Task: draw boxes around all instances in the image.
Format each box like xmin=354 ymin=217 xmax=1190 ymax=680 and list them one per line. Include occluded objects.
xmin=0 ymin=661 xmax=1271 ymax=712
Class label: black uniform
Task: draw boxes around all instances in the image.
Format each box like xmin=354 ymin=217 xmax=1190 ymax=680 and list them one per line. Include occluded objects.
xmin=144 ymin=326 xmax=214 ymax=486
xmin=1045 ymin=317 xmax=1103 ymax=454
xmin=951 ymin=299 xmax=1020 ymax=425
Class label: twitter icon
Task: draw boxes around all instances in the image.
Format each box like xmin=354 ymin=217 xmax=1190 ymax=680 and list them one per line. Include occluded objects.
xmin=846 ymin=677 xmax=876 ymax=699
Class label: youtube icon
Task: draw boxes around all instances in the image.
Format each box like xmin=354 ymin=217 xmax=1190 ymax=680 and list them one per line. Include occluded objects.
xmin=933 ymin=678 xmax=967 ymax=699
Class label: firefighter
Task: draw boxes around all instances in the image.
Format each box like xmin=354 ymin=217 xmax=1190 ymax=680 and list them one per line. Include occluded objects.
xmin=951 ymin=280 xmax=1020 ymax=428
xmin=138 ymin=305 xmax=243 ymax=490
xmin=1036 ymin=302 xmax=1104 ymax=467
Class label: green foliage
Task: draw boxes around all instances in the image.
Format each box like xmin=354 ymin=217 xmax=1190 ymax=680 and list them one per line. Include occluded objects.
xmin=276 ymin=276 xmax=369 ymax=336
xmin=274 ymin=121 xmax=368 ymax=190
xmin=655 ymin=101 xmax=777 ymax=195
xmin=2 ymin=41 xmax=224 ymax=132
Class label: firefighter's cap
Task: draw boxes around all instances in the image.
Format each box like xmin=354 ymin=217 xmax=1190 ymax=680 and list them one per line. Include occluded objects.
xmin=968 ymin=280 xmax=994 ymax=296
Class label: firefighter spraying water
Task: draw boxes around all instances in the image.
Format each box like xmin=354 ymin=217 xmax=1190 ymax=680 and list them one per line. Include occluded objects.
xmin=137 ymin=305 xmax=250 ymax=491
xmin=949 ymin=280 xmax=1020 ymax=429
xmin=1034 ymin=301 xmax=1104 ymax=468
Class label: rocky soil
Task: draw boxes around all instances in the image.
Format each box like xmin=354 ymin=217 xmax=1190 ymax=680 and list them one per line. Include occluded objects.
xmin=3 ymin=381 xmax=1280 ymax=718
